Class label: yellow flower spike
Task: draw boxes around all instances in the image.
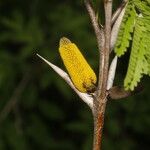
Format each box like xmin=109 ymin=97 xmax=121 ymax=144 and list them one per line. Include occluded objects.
xmin=59 ymin=37 xmax=97 ymax=93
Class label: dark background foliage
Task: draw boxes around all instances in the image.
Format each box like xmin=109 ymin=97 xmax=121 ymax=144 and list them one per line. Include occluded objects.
xmin=0 ymin=0 xmax=150 ymax=150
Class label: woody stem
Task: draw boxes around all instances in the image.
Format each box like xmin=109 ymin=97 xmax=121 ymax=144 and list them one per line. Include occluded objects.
xmin=85 ymin=0 xmax=113 ymax=149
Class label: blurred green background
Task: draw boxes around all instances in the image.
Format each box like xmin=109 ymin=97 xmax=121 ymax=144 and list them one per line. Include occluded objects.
xmin=0 ymin=0 xmax=150 ymax=150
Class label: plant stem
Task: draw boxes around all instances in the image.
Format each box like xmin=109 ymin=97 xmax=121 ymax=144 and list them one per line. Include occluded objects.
xmin=93 ymin=102 xmax=107 ymax=150
xmin=85 ymin=0 xmax=113 ymax=149
xmin=84 ymin=0 xmax=104 ymax=52
xmin=93 ymin=0 xmax=113 ymax=149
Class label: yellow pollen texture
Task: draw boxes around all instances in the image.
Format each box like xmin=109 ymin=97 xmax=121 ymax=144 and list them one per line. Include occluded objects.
xmin=59 ymin=37 xmax=97 ymax=93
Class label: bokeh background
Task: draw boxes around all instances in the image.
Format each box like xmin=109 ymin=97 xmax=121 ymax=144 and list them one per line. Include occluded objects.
xmin=0 ymin=0 xmax=150 ymax=150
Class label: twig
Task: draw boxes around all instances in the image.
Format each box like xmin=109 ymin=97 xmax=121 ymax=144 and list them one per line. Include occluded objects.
xmin=0 ymin=72 xmax=30 ymax=123
xmin=36 ymin=54 xmax=94 ymax=110
xmin=84 ymin=0 xmax=105 ymax=102
xmin=97 ymin=0 xmax=112 ymax=97
xmin=84 ymin=0 xmax=105 ymax=51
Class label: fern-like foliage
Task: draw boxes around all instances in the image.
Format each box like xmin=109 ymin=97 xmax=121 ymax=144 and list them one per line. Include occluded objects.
xmin=114 ymin=0 xmax=150 ymax=90
xmin=144 ymin=16 xmax=150 ymax=75
xmin=133 ymin=0 xmax=150 ymax=16
xmin=114 ymin=1 xmax=136 ymax=56
xmin=124 ymin=17 xmax=149 ymax=90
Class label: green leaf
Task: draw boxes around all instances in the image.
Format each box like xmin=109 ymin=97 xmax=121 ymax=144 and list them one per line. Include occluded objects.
xmin=133 ymin=0 xmax=150 ymax=16
xmin=115 ymin=0 xmax=150 ymax=90
xmin=115 ymin=1 xmax=136 ymax=56
xmin=124 ymin=16 xmax=150 ymax=90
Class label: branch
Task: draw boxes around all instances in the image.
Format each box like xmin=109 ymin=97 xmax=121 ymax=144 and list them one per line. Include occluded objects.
xmin=36 ymin=54 xmax=94 ymax=110
xmin=97 ymin=0 xmax=113 ymax=97
xmin=84 ymin=0 xmax=106 ymax=101
xmin=84 ymin=0 xmax=104 ymax=51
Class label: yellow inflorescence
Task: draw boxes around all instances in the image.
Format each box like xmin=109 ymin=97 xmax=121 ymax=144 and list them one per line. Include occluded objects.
xmin=59 ymin=37 xmax=97 ymax=93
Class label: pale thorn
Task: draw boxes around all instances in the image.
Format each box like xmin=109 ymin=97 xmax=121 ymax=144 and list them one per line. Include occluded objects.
xmin=111 ymin=0 xmax=127 ymax=24
xmin=110 ymin=5 xmax=126 ymax=50
xmin=36 ymin=54 xmax=94 ymax=109
xmin=107 ymin=56 xmax=118 ymax=90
